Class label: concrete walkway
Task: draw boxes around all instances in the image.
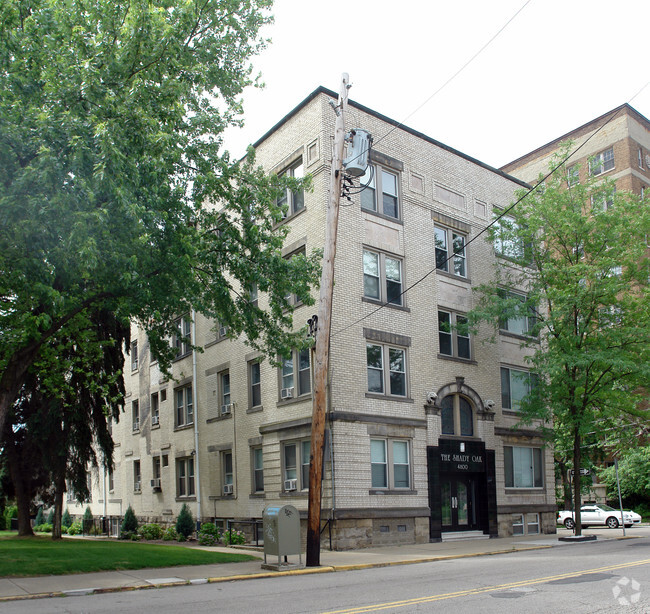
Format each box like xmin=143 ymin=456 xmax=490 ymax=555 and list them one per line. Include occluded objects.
xmin=1 ymin=527 xmax=647 ymax=603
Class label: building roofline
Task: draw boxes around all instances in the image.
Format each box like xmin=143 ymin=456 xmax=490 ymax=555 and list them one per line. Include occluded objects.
xmin=252 ymin=86 xmax=530 ymax=188
xmin=501 ymin=103 xmax=650 ymax=172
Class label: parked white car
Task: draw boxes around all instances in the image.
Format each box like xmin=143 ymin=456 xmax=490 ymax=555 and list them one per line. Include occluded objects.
xmin=558 ymin=504 xmax=642 ymax=529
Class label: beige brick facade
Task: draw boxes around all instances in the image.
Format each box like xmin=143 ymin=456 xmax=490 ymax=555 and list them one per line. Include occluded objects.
xmin=71 ymin=88 xmax=557 ymax=547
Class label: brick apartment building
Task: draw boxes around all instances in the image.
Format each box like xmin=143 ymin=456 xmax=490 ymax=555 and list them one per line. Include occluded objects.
xmin=70 ymin=87 xmax=557 ymax=547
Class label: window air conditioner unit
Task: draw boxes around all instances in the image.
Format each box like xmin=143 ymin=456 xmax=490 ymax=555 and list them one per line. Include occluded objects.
xmin=223 ymin=484 xmax=234 ymax=495
xmin=219 ymin=326 xmax=228 ymax=337
xmin=150 ymin=478 xmax=161 ymax=491
xmin=132 ymin=420 xmax=140 ymax=431
xmin=281 ymin=387 xmax=294 ymax=400
xmin=221 ymin=403 xmax=233 ymax=415
xmin=134 ymin=482 xmax=141 ymax=492
xmin=151 ymin=415 xmax=159 ymax=425
xmin=284 ymin=479 xmax=298 ymax=491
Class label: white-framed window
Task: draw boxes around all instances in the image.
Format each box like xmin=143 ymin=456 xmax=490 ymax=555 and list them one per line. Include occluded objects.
xmin=132 ymin=400 xmax=140 ymax=431
xmin=589 ymin=147 xmax=615 ymax=176
xmin=283 ymin=440 xmax=310 ymax=491
xmin=504 ymin=446 xmax=543 ymax=488
xmin=176 ymin=457 xmax=195 ymax=497
xmin=252 ymin=447 xmax=264 ymax=493
xmin=366 ymin=343 xmax=407 ymax=397
xmin=249 ymin=361 xmax=262 ymax=408
xmin=108 ymin=468 xmax=114 ymax=492
xmin=278 ymin=158 xmax=305 ymax=219
xmin=173 ymin=315 xmax=192 ymax=358
xmin=438 ymin=310 xmax=471 ymax=360
xmin=363 ymin=249 xmax=403 ymax=305
xmin=498 ymin=290 xmax=537 ymax=336
xmin=434 ymin=226 xmax=467 ymax=278
xmin=501 ymin=367 xmax=536 ymax=410
xmin=175 ymin=384 xmax=193 ymax=426
xmin=370 ymin=439 xmax=411 ymax=490
xmin=222 ymin=451 xmax=233 ymax=488
xmin=220 ymin=371 xmax=231 ymax=408
xmin=130 ymin=340 xmax=138 ymax=371
xmin=280 ymin=348 xmax=311 ymax=399
xmin=360 ymin=164 xmax=400 ymax=219
xmin=440 ymin=394 xmax=474 ymax=437
xmin=151 ymin=392 xmax=160 ymax=424
xmin=512 ymin=513 xmax=524 ymax=535
xmin=567 ymin=164 xmax=579 ymax=187
xmin=527 ymin=512 xmax=540 ymax=534
xmin=133 ymin=460 xmax=141 ymax=492
xmin=493 ymin=213 xmax=524 ymax=260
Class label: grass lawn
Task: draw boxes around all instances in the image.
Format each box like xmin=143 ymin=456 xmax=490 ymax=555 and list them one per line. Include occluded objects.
xmin=0 ymin=534 xmax=257 ymax=577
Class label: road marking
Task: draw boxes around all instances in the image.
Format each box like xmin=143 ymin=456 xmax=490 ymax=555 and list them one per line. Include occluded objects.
xmin=321 ymin=558 xmax=650 ymax=614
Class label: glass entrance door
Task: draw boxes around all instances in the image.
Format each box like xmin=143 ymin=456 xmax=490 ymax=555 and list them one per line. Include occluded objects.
xmin=441 ymin=476 xmax=476 ymax=531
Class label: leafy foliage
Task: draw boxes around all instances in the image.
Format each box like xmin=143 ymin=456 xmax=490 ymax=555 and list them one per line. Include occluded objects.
xmin=222 ymin=528 xmax=246 ymax=546
xmin=82 ymin=506 xmax=93 ymax=533
xmin=197 ymin=522 xmax=221 ymax=546
xmin=599 ymin=447 xmax=650 ymax=507
xmin=61 ymin=509 xmax=72 ymax=528
xmin=46 ymin=509 xmax=54 ymax=525
xmin=121 ymin=505 xmax=138 ymax=535
xmin=66 ymin=521 xmax=82 ymax=536
xmin=175 ymin=503 xmax=194 ymax=539
xmin=34 ymin=507 xmax=44 ymax=527
xmin=138 ymin=523 xmax=164 ymax=541
xmin=162 ymin=526 xmax=179 ymax=541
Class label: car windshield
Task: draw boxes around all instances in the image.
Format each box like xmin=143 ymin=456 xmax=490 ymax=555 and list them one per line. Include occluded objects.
xmin=597 ymin=504 xmax=615 ymax=511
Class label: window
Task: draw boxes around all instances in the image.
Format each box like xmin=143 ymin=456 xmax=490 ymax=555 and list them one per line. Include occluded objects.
xmin=133 ymin=461 xmax=141 ymax=492
xmin=512 ymin=513 xmax=524 ymax=535
xmin=589 ymin=147 xmax=614 ymax=176
xmin=527 ymin=513 xmax=540 ymax=534
xmin=440 ymin=394 xmax=474 ymax=436
xmin=176 ymin=457 xmax=195 ymax=497
xmin=434 ymin=226 xmax=467 ymax=278
xmin=591 ymin=186 xmax=616 ymax=211
xmin=363 ymin=250 xmax=403 ymax=305
xmin=280 ymin=348 xmax=311 ymax=399
xmin=278 ymin=158 xmax=304 ymax=218
xmin=284 ymin=247 xmax=307 ymax=306
xmin=498 ymin=290 xmax=537 ymax=336
xmin=130 ymin=341 xmax=138 ymax=371
xmin=370 ymin=439 xmax=411 ymax=489
xmin=567 ymin=164 xmax=579 ymax=186
xmin=173 ymin=315 xmax=191 ymax=358
xmin=248 ymin=361 xmax=262 ymax=408
xmin=222 ymin=451 xmax=233 ymax=490
xmin=504 ymin=446 xmax=543 ymax=488
xmin=175 ymin=384 xmax=193 ymax=426
xmin=220 ymin=371 xmax=231 ymax=409
xmin=501 ymin=367 xmax=536 ymax=410
xmin=151 ymin=392 xmax=160 ymax=424
xmin=360 ymin=164 xmax=400 ymax=219
xmin=639 ymin=148 xmax=644 ymax=169
xmin=108 ymin=469 xmax=114 ymax=492
xmin=152 ymin=457 xmax=161 ymax=490
xmin=366 ymin=343 xmax=407 ymax=397
xmin=132 ymin=400 xmax=140 ymax=431
xmin=283 ymin=440 xmax=310 ymax=490
xmin=252 ymin=447 xmax=264 ymax=493
xmin=494 ymin=214 xmax=525 ymax=260
xmin=438 ymin=310 xmax=470 ymax=359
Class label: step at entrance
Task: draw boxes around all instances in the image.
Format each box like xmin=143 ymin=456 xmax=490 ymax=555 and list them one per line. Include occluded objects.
xmin=441 ymin=530 xmax=490 ymax=542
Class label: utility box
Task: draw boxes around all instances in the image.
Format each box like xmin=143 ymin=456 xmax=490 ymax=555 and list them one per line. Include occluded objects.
xmin=262 ymin=504 xmax=302 ymax=569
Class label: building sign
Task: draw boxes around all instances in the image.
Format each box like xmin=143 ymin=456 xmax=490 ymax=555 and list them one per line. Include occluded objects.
xmin=439 ymin=440 xmax=485 ymax=473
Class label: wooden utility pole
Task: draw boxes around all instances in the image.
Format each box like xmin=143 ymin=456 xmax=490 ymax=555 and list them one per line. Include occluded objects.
xmin=306 ymin=73 xmax=349 ymax=567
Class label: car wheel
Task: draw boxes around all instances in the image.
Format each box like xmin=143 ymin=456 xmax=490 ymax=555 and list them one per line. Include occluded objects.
xmin=606 ymin=517 xmax=619 ymax=529
xmin=564 ymin=518 xmax=575 ymax=529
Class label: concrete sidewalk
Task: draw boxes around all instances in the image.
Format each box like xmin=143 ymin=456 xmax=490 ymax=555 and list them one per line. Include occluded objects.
xmin=1 ymin=527 xmax=646 ymax=603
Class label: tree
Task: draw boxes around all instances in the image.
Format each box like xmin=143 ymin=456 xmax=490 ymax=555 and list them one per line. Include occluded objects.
xmin=0 ymin=0 xmax=320 ymax=438
xmin=470 ymin=147 xmax=650 ymax=535
xmin=599 ymin=447 xmax=650 ymax=507
xmin=176 ymin=503 xmax=194 ymax=539
xmin=121 ymin=505 xmax=138 ymax=536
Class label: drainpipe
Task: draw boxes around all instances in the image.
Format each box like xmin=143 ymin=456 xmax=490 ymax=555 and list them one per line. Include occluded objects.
xmin=191 ymin=309 xmax=201 ymax=525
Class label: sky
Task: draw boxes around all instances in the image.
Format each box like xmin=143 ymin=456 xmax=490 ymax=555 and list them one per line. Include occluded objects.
xmin=223 ymin=0 xmax=650 ymax=170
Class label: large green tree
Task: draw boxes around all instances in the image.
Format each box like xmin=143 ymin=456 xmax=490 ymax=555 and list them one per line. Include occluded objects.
xmin=470 ymin=148 xmax=650 ymax=535
xmin=0 ymin=0 xmax=320 ymax=436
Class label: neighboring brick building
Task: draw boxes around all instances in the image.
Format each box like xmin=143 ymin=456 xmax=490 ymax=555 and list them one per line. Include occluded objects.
xmin=502 ymin=103 xmax=650 ymax=197
xmin=71 ymin=87 xmax=557 ymax=546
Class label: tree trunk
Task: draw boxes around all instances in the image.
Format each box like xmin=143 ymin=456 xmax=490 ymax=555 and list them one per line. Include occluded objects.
xmin=52 ymin=474 xmax=65 ymax=540
xmin=557 ymin=458 xmax=572 ymax=509
xmin=573 ymin=426 xmax=582 ymax=536
xmin=9 ymin=460 xmax=34 ymax=537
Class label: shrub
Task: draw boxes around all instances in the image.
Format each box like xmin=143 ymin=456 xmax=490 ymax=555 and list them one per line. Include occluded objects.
xmin=175 ymin=503 xmax=194 ymax=539
xmin=197 ymin=522 xmax=221 ymax=546
xmin=222 ymin=528 xmax=246 ymax=546
xmin=0 ymin=507 xmax=5 ymax=530
xmin=67 ymin=521 xmax=83 ymax=535
xmin=121 ymin=505 xmax=138 ymax=535
xmin=82 ymin=506 xmax=93 ymax=533
xmin=46 ymin=509 xmax=55 ymax=525
xmin=138 ymin=523 xmax=164 ymax=540
xmin=162 ymin=526 xmax=178 ymax=541
xmin=62 ymin=509 xmax=72 ymax=527
xmin=34 ymin=507 xmax=44 ymax=527
xmin=4 ymin=505 xmax=17 ymax=530
xmin=33 ymin=523 xmax=53 ymax=533
xmin=62 ymin=525 xmax=69 ymax=534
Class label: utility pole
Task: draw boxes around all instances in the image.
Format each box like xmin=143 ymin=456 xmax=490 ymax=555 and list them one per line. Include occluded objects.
xmin=306 ymin=73 xmax=350 ymax=567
